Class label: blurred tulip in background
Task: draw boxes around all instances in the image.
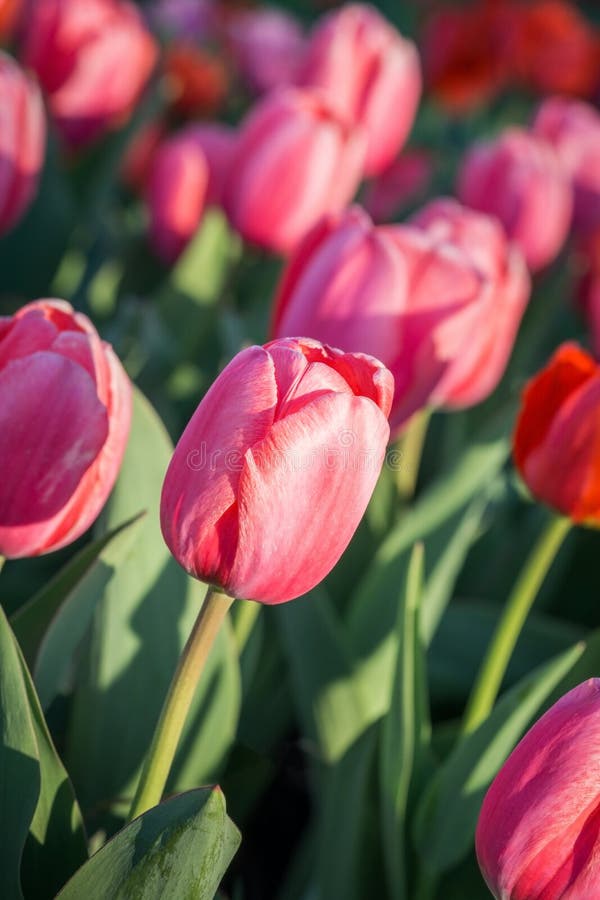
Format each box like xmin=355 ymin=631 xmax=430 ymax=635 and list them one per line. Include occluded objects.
xmin=224 ymin=6 xmax=305 ymax=95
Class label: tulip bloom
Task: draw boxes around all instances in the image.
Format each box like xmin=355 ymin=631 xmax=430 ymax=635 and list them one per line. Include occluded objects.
xmin=477 ymin=679 xmax=600 ymax=899
xmin=297 ymin=4 xmax=421 ymax=176
xmin=533 ymin=97 xmax=600 ymax=237
xmin=224 ymin=87 xmax=365 ymax=255
xmin=458 ymin=127 xmax=573 ymax=272
xmin=147 ymin=123 xmax=235 ymax=263
xmin=514 ymin=342 xmax=600 ymax=525
xmin=161 ymin=338 xmax=392 ymax=603
xmin=21 ymin=0 xmax=157 ymax=148
xmin=0 ymin=52 xmax=46 ymax=236
xmin=0 ymin=300 xmax=131 ymax=558
xmin=272 ymin=200 xmax=529 ymax=432
xmin=162 ymin=43 xmax=228 ymax=118
xmin=225 ymin=7 xmax=305 ymax=95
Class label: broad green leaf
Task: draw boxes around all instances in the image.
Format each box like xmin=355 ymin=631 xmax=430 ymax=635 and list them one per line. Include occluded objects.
xmin=170 ymin=210 xmax=238 ymax=306
xmin=413 ymin=642 xmax=585 ymax=876
xmin=56 ymin=787 xmax=240 ymax=900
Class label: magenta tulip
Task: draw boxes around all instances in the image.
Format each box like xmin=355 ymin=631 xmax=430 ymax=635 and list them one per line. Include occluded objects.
xmin=297 ymin=3 xmax=421 ymax=176
xmin=457 ymin=127 xmax=573 ymax=272
xmin=0 ymin=52 xmax=46 ymax=236
xmin=160 ymin=338 xmax=392 ymax=603
xmin=21 ymin=0 xmax=158 ymax=148
xmin=476 ymin=679 xmax=600 ymax=899
xmin=533 ymin=96 xmax=600 ymax=237
xmin=223 ymin=87 xmax=365 ymax=255
xmin=0 ymin=300 xmax=132 ymax=558
xmin=225 ymin=7 xmax=305 ymax=95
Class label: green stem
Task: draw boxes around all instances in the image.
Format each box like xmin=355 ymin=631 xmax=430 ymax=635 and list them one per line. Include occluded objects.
xmin=129 ymin=586 xmax=234 ymax=819
xmin=232 ymin=599 xmax=261 ymax=654
xmin=396 ymin=409 xmax=431 ymax=501
xmin=414 ymin=867 xmax=437 ymax=900
xmin=462 ymin=515 xmax=572 ymax=735
xmin=0 ymin=556 xmax=4 ymax=574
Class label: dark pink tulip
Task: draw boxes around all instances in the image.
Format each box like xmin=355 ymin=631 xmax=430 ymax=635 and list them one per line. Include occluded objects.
xmin=297 ymin=3 xmax=421 ymax=176
xmin=224 ymin=87 xmax=365 ymax=255
xmin=147 ymin=123 xmax=235 ymax=263
xmin=362 ymin=150 xmax=433 ymax=224
xmin=272 ymin=201 xmax=529 ymax=433
xmin=533 ymin=96 xmax=600 ymax=237
xmin=160 ymin=338 xmax=392 ymax=604
xmin=457 ymin=127 xmax=573 ymax=272
xmin=476 ymin=679 xmax=600 ymax=900
xmin=225 ymin=7 xmax=305 ymax=95
xmin=0 ymin=52 xmax=46 ymax=236
xmin=21 ymin=0 xmax=158 ymax=148
xmin=0 ymin=300 xmax=132 ymax=559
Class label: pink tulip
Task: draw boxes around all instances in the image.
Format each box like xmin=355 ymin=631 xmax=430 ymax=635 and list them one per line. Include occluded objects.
xmin=21 ymin=0 xmax=158 ymax=148
xmin=224 ymin=87 xmax=365 ymax=255
xmin=272 ymin=200 xmax=529 ymax=433
xmin=148 ymin=123 xmax=235 ymax=263
xmin=160 ymin=338 xmax=392 ymax=603
xmin=225 ymin=7 xmax=305 ymax=95
xmin=476 ymin=679 xmax=600 ymax=900
xmin=457 ymin=127 xmax=573 ymax=272
xmin=0 ymin=300 xmax=132 ymax=559
xmin=297 ymin=3 xmax=421 ymax=176
xmin=0 ymin=52 xmax=46 ymax=236
xmin=533 ymin=96 xmax=600 ymax=237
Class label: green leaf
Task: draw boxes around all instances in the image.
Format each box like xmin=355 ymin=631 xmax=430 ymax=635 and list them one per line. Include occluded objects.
xmin=56 ymin=787 xmax=240 ymax=900
xmin=413 ymin=641 xmax=585 ymax=877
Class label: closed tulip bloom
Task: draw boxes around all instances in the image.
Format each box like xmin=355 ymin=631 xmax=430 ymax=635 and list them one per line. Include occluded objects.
xmin=160 ymin=338 xmax=392 ymax=603
xmin=224 ymin=87 xmax=365 ymax=255
xmin=297 ymin=4 xmax=421 ymax=176
xmin=0 ymin=52 xmax=46 ymax=236
xmin=0 ymin=300 xmax=132 ymax=558
xmin=21 ymin=0 xmax=158 ymax=148
xmin=477 ymin=679 xmax=600 ymax=899
xmin=514 ymin=342 xmax=600 ymax=524
xmin=458 ymin=128 xmax=573 ymax=272
xmin=225 ymin=7 xmax=305 ymax=95
xmin=533 ymin=97 xmax=600 ymax=237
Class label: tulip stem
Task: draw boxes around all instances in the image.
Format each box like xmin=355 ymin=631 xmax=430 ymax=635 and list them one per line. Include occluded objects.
xmin=232 ymin=599 xmax=261 ymax=654
xmin=462 ymin=514 xmax=572 ymax=735
xmin=396 ymin=409 xmax=431 ymax=501
xmin=0 ymin=556 xmax=4 ymax=574
xmin=129 ymin=586 xmax=234 ymax=819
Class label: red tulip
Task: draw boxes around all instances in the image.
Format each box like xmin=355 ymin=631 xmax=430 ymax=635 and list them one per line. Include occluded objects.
xmin=458 ymin=127 xmax=573 ymax=271
xmin=477 ymin=679 xmax=600 ymax=900
xmin=0 ymin=0 xmax=22 ymax=42
xmin=297 ymin=3 xmax=421 ymax=176
xmin=224 ymin=87 xmax=365 ymax=255
xmin=0 ymin=300 xmax=132 ymax=558
xmin=225 ymin=7 xmax=305 ymax=95
xmin=160 ymin=338 xmax=392 ymax=603
xmin=162 ymin=42 xmax=228 ymax=118
xmin=147 ymin=123 xmax=235 ymax=263
xmin=514 ymin=342 xmax=600 ymax=524
xmin=0 ymin=52 xmax=46 ymax=236
xmin=272 ymin=200 xmax=529 ymax=433
xmin=21 ymin=0 xmax=158 ymax=148
xmin=533 ymin=97 xmax=600 ymax=237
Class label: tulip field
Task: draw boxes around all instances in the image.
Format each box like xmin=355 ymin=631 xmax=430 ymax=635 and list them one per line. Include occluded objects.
xmin=2 ymin=0 xmax=600 ymax=898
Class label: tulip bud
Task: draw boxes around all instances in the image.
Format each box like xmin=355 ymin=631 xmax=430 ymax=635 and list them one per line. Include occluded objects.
xmin=21 ymin=0 xmax=158 ymax=148
xmin=0 ymin=51 xmax=46 ymax=236
xmin=160 ymin=338 xmax=393 ymax=603
xmin=224 ymin=87 xmax=365 ymax=255
xmin=272 ymin=200 xmax=528 ymax=433
xmin=225 ymin=7 xmax=305 ymax=95
xmin=0 ymin=300 xmax=132 ymax=558
xmin=457 ymin=127 xmax=573 ymax=272
xmin=147 ymin=123 xmax=235 ymax=263
xmin=513 ymin=342 xmax=600 ymax=524
xmin=477 ymin=679 xmax=600 ymax=900
xmin=297 ymin=3 xmax=421 ymax=176
xmin=533 ymin=97 xmax=600 ymax=237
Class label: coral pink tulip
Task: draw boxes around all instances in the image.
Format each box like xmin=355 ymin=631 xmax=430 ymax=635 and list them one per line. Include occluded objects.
xmin=21 ymin=0 xmax=158 ymax=148
xmin=297 ymin=3 xmax=421 ymax=176
xmin=457 ymin=127 xmax=573 ymax=272
xmin=0 ymin=300 xmax=132 ymax=558
xmin=533 ymin=97 xmax=600 ymax=237
xmin=224 ymin=87 xmax=365 ymax=255
xmin=160 ymin=338 xmax=392 ymax=603
xmin=477 ymin=679 xmax=600 ymax=899
xmin=225 ymin=7 xmax=305 ymax=95
xmin=0 ymin=52 xmax=46 ymax=236
xmin=513 ymin=342 xmax=600 ymax=524
xmin=272 ymin=200 xmax=529 ymax=433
